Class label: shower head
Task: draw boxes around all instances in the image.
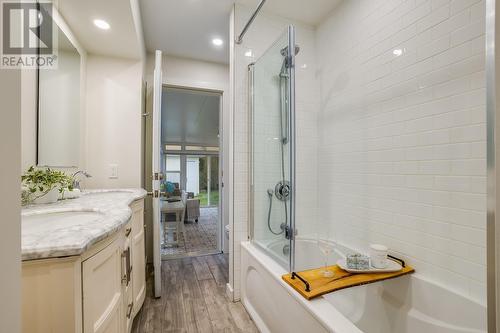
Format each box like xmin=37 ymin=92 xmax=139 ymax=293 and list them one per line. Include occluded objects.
xmin=279 ymin=44 xmax=300 ymax=77
xmin=280 ymin=45 xmax=300 ymax=56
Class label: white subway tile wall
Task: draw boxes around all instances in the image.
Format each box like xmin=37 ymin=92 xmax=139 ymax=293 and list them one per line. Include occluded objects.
xmin=316 ymin=0 xmax=486 ymax=303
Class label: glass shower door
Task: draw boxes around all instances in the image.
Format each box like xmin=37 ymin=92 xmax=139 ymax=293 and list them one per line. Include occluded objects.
xmin=250 ymin=26 xmax=296 ymax=272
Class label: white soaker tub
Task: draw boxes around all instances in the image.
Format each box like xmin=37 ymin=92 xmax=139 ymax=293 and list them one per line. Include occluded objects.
xmin=241 ymin=240 xmax=486 ymax=333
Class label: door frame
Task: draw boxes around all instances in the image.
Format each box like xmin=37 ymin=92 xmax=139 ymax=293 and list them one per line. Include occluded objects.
xmin=143 ymin=62 xmax=232 ymax=296
xmin=161 ymin=84 xmax=225 ymax=255
xmin=152 ymin=50 xmax=163 ymax=298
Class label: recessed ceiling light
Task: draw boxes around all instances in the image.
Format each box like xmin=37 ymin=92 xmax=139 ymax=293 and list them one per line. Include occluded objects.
xmin=93 ymin=19 xmax=110 ymax=30
xmin=392 ymin=48 xmax=403 ymax=56
xmin=212 ymin=38 xmax=223 ymax=46
xmin=244 ymin=50 xmax=253 ymax=57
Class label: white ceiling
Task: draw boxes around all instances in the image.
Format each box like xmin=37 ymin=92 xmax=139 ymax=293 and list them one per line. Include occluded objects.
xmin=161 ymin=88 xmax=220 ymax=146
xmin=55 ymin=0 xmax=342 ymax=63
xmin=140 ymin=0 xmax=233 ymax=64
xmin=57 ymin=0 xmax=142 ymax=59
xmin=236 ymin=0 xmax=343 ymax=26
xmin=140 ymin=0 xmax=342 ymax=64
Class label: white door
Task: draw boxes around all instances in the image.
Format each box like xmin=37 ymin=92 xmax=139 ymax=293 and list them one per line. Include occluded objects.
xmin=152 ymin=50 xmax=163 ymax=298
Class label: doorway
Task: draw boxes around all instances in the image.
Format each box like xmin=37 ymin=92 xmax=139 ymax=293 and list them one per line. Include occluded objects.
xmin=159 ymin=86 xmax=223 ymax=259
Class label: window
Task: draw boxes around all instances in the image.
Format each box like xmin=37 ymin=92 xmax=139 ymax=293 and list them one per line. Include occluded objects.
xmin=165 ymin=155 xmax=181 ymax=185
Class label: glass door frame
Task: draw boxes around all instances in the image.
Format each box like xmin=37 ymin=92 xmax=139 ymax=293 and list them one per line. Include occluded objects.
xmin=287 ymin=25 xmax=297 ymax=273
xmin=248 ymin=25 xmax=297 ymax=272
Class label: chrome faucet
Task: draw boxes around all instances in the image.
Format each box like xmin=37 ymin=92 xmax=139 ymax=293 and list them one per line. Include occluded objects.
xmin=72 ymin=170 xmax=92 ymax=190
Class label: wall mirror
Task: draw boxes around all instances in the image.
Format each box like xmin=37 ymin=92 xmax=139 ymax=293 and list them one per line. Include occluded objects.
xmin=37 ymin=23 xmax=81 ymax=167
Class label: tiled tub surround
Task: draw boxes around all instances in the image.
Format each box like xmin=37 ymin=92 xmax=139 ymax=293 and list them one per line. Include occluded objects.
xmin=231 ymin=0 xmax=486 ymax=305
xmin=316 ymin=0 xmax=486 ymax=303
xmin=21 ymin=189 xmax=146 ymax=260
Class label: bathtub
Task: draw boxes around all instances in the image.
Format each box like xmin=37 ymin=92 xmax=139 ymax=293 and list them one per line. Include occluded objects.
xmin=241 ymin=240 xmax=487 ymax=333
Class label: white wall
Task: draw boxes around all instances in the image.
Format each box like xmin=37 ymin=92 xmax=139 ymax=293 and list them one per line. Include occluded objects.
xmin=0 ymin=68 xmax=22 ymax=333
xmin=231 ymin=4 xmax=319 ymax=300
xmin=85 ymin=55 xmax=143 ymax=188
xmin=146 ymin=54 xmax=229 ymax=92
xmin=316 ymin=0 xmax=486 ymax=303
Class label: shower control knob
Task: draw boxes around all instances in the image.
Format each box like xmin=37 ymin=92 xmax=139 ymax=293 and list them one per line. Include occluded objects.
xmin=280 ymin=185 xmax=290 ymax=197
xmin=275 ymin=180 xmax=291 ymax=201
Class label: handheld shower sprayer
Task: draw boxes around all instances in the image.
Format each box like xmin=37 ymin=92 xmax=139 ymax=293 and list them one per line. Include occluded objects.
xmin=266 ymin=188 xmax=284 ymax=235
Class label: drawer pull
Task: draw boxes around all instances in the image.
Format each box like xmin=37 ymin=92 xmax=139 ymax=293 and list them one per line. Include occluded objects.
xmin=121 ymin=247 xmax=131 ymax=285
xmin=121 ymin=251 xmax=127 ymax=284
xmin=125 ymin=228 xmax=132 ymax=237
xmin=126 ymin=302 xmax=134 ymax=318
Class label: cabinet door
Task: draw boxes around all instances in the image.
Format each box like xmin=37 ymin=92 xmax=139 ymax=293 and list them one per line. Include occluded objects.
xmin=131 ymin=200 xmax=146 ymax=317
xmin=83 ymin=238 xmax=122 ymax=333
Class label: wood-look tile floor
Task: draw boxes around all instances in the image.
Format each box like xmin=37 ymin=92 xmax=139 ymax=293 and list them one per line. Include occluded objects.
xmin=132 ymin=254 xmax=259 ymax=333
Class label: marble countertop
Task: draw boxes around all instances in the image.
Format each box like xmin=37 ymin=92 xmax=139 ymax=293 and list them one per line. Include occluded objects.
xmin=21 ymin=188 xmax=147 ymax=261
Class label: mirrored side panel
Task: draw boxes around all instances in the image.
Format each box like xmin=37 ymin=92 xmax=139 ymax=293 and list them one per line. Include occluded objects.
xmin=37 ymin=27 xmax=81 ymax=167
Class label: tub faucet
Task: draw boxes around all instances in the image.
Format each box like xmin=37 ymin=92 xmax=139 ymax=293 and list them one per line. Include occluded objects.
xmin=72 ymin=170 xmax=92 ymax=190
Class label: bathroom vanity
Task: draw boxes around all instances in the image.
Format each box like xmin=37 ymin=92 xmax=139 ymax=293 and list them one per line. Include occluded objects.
xmin=21 ymin=189 xmax=147 ymax=333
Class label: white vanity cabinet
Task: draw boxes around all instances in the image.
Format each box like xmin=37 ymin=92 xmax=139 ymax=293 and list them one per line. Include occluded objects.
xmin=22 ymin=198 xmax=146 ymax=333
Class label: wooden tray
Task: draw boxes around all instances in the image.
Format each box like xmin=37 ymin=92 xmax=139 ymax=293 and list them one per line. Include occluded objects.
xmin=282 ymin=264 xmax=414 ymax=300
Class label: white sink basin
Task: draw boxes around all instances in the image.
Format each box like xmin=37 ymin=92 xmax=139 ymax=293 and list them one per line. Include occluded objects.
xmin=22 ymin=210 xmax=105 ymax=232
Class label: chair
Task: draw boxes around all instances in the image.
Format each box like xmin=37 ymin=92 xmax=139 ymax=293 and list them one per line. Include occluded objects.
xmin=185 ymin=197 xmax=201 ymax=223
